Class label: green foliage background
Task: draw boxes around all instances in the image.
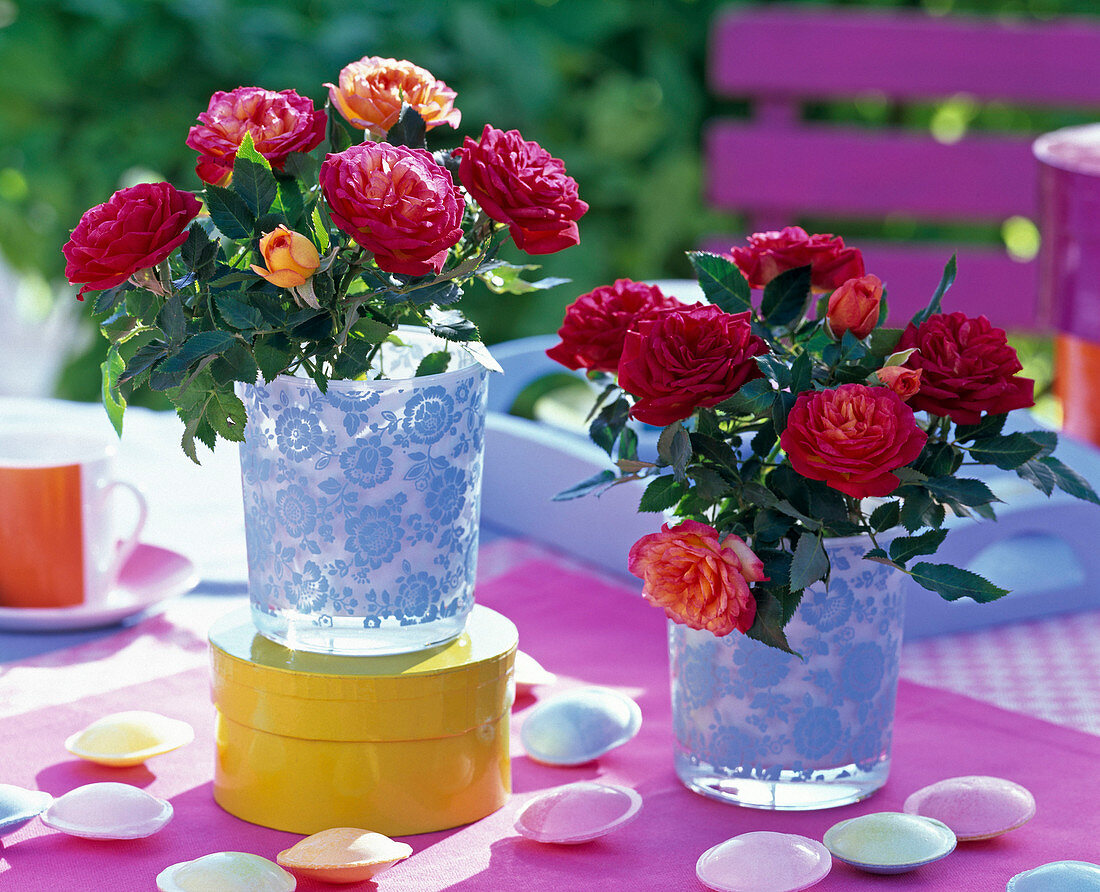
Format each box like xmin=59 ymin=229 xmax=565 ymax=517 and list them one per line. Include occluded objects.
xmin=0 ymin=0 xmax=1098 ymax=401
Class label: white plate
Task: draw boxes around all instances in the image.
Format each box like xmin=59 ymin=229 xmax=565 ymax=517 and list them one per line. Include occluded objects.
xmin=0 ymin=543 xmax=198 ymax=632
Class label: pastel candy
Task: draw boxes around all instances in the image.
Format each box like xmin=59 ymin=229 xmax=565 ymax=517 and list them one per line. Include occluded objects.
xmin=513 ymin=650 xmax=557 ymax=692
xmin=904 ymin=775 xmax=1036 ymax=841
xmin=277 ymin=827 xmax=412 ymax=883
xmin=65 ymin=710 xmax=194 ymax=767
xmin=157 ymin=852 xmax=296 ymax=892
xmin=696 ymin=831 xmax=832 ymax=892
xmin=41 ymin=782 xmax=172 ymax=840
xmin=0 ymin=784 xmax=53 ymax=834
xmin=514 ymin=782 xmax=642 ymax=844
xmin=823 ymin=812 xmax=956 ymax=875
xmin=520 ymin=687 xmax=641 ymax=766
xmin=1007 ymin=861 xmax=1100 ymax=891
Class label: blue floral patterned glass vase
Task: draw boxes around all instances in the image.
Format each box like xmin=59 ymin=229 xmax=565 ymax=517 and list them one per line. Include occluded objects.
xmin=236 ymin=330 xmax=489 ymax=655
xmin=669 ymin=534 xmax=906 ymax=810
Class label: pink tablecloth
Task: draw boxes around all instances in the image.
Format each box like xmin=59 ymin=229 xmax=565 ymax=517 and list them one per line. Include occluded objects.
xmin=1 ymin=551 xmax=1098 ymax=891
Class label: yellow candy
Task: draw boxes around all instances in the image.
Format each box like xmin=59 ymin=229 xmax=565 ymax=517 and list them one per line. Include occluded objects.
xmin=157 ymin=852 xmax=296 ymax=892
xmin=65 ymin=710 xmax=194 ymax=767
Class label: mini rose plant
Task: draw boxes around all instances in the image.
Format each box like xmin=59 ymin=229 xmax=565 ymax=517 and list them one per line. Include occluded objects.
xmin=548 ymin=234 xmax=1099 ymax=653
xmin=63 ymin=57 xmax=586 ymax=461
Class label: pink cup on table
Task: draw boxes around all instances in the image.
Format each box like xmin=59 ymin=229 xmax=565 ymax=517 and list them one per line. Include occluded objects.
xmin=0 ymin=426 xmax=147 ymax=609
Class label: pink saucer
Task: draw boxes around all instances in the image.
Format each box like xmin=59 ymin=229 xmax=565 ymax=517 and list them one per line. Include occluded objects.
xmin=904 ymin=775 xmax=1036 ymax=841
xmin=697 ymin=831 xmax=832 ymax=892
xmin=514 ymin=782 xmax=642 ymax=844
xmin=0 ymin=544 xmax=198 ymax=632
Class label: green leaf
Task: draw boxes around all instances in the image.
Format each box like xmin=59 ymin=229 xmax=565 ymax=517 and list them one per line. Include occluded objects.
xmin=687 ymin=251 xmax=751 ymax=314
xmin=216 ymin=295 xmax=266 ymax=332
xmin=157 ymin=295 xmax=187 ymax=346
xmin=868 ymin=326 xmax=903 ymax=359
xmin=716 ymin=377 xmax=773 ymax=415
xmin=754 ymin=509 xmax=792 ymax=542
xmin=179 ymin=225 xmax=219 ymax=280
xmin=967 ymin=433 xmax=1043 ymax=470
xmin=211 ymin=342 xmax=259 ymax=385
xmin=231 ymin=155 xmax=278 ymax=217
xmin=325 ymin=107 xmax=352 ymax=154
xmin=1039 ymin=455 xmax=1100 ymax=505
xmin=254 ymin=335 xmax=292 ymax=382
xmin=912 ymin=255 xmax=957 ymax=325
xmin=924 ymin=476 xmax=999 ymax=507
xmin=954 ymin=413 xmax=1007 ymax=443
xmin=160 ymin=331 xmax=238 ymax=374
xmin=387 ymin=103 xmax=427 ymax=149
xmin=657 ymin=421 xmax=692 ymax=481
xmin=789 ymin=349 xmax=813 ymax=395
xmin=311 ymin=206 xmax=330 ymax=254
xmin=120 ymin=342 xmax=168 ymax=385
xmin=910 ymin=561 xmax=1008 ymax=603
xmin=900 ymin=487 xmax=934 ymax=532
xmin=771 ymin=391 xmax=796 ymax=436
xmin=1015 ymin=457 xmax=1057 ymax=496
xmin=755 ymin=354 xmax=792 ymax=389
xmin=429 ymin=317 xmax=480 ymax=342
xmin=590 ymin=398 xmax=630 ymax=456
xmin=204 ymin=185 xmax=256 ymax=239
xmin=639 ymin=475 xmax=685 ymax=513
xmin=760 ymin=264 xmax=811 ymax=327
xmin=869 ymin=500 xmax=901 ymax=533
xmin=744 ymin=588 xmax=799 ymax=656
xmin=480 ymin=263 xmax=571 ymax=295
xmin=889 ymin=528 xmax=949 ymax=565
xmin=100 ymin=344 xmax=126 ymax=437
xmin=206 ymin=388 xmax=248 ymax=443
xmin=789 ymin=532 xmax=829 ymax=591
xmin=415 ymin=350 xmax=451 ymax=377
xmin=274 ymin=177 xmax=305 ymax=225
xmin=552 ymin=470 xmax=617 ymax=502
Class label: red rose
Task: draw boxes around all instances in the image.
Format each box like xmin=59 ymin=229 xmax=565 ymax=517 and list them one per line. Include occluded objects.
xmin=827 ymin=274 xmax=883 ymax=340
xmin=62 ymin=182 xmax=202 ymax=299
xmin=458 ymin=125 xmax=588 ymax=255
xmin=780 ymin=384 xmax=928 ymax=499
xmin=546 ymin=279 xmax=685 ymax=373
xmin=186 ymin=87 xmax=326 ymax=186
xmin=628 ymin=520 xmax=765 ymax=636
xmin=897 ymin=312 xmax=1035 ymax=425
xmin=729 ymin=226 xmax=865 ymax=293
xmin=617 ymin=304 xmax=769 ymax=427
xmin=319 ymin=143 xmax=464 ymax=277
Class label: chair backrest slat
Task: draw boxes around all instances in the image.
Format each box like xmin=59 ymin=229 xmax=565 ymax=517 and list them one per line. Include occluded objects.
xmin=713 ymin=8 xmax=1100 ymax=106
xmin=707 ymin=6 xmax=1100 ymax=330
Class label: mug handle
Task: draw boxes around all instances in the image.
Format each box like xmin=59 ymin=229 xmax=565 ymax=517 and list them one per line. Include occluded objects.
xmin=105 ymin=480 xmax=148 ymax=580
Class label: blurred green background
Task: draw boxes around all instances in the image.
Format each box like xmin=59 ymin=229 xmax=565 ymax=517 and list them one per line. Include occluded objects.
xmin=1 ymin=0 xmax=1098 ymax=402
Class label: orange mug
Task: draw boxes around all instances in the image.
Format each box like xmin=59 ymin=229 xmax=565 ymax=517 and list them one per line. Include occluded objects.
xmin=0 ymin=427 xmax=147 ymax=608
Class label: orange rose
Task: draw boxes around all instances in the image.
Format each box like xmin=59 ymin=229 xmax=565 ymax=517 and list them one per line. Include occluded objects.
xmin=250 ymin=225 xmax=320 ymax=288
xmin=326 ymin=57 xmax=461 ymax=137
xmin=628 ymin=520 xmax=766 ymax=636
xmin=827 ymin=274 xmax=883 ymax=340
xmin=874 ymin=365 xmax=922 ymax=401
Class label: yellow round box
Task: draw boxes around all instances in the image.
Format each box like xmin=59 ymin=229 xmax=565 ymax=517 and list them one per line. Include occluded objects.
xmin=209 ymin=605 xmax=517 ymax=836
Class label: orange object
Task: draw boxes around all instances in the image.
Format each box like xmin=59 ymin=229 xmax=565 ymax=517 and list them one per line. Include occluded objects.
xmin=0 ymin=463 xmax=84 ymax=607
xmin=1054 ymin=333 xmax=1100 ymax=447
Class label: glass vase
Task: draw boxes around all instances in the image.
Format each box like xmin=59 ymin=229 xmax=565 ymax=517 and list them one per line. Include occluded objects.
xmin=236 ymin=330 xmax=489 ymax=655
xmin=669 ymin=533 xmax=906 ymax=810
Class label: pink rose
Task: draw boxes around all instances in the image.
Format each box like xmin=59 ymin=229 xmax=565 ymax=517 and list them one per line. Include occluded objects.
xmin=186 ymin=87 xmax=326 ymax=186
xmin=730 ymin=226 xmax=865 ymax=293
xmin=63 ymin=182 xmax=202 ymax=298
xmin=546 ymin=279 xmax=685 ymax=373
xmin=458 ymin=125 xmax=588 ymax=255
xmin=897 ymin=312 xmax=1035 ymax=425
xmin=628 ymin=520 xmax=765 ymax=636
xmin=319 ymin=143 xmax=464 ymax=277
xmin=617 ymin=304 xmax=769 ymax=427
xmin=780 ymin=384 xmax=928 ymax=499
xmin=827 ymin=274 xmax=883 ymax=340
xmin=326 ymin=56 xmax=460 ymax=138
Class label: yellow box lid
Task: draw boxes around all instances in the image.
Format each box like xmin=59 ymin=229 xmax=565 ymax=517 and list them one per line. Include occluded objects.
xmin=209 ymin=606 xmax=517 ymax=742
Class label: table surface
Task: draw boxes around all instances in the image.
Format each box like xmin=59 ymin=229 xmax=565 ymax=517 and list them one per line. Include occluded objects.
xmin=1 ymin=399 xmax=1099 ymax=890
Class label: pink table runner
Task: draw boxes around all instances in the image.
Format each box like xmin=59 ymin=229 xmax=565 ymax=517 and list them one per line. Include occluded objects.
xmin=2 ymin=554 xmax=1098 ymax=890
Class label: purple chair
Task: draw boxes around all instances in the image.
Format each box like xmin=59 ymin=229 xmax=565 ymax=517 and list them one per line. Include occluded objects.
xmin=706 ymin=5 xmax=1100 ymax=328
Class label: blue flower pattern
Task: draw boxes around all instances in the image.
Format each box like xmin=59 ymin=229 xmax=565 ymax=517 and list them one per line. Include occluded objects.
xmin=669 ymin=537 xmax=906 ymax=783
xmin=237 ymin=355 xmax=488 ymax=631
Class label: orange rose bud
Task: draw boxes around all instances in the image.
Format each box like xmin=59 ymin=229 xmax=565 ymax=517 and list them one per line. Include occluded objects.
xmin=826 ymin=274 xmax=883 ymax=340
xmin=628 ymin=520 xmax=766 ymax=637
xmin=251 ymin=225 xmax=320 ymax=288
xmin=875 ymin=365 xmax=923 ymax=401
xmin=326 ymin=57 xmax=461 ymax=138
